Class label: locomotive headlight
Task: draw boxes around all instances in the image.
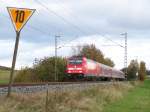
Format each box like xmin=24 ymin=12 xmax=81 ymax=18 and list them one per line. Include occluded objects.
xmin=77 ymin=68 xmax=82 ymax=70
xmin=68 ymin=68 xmax=74 ymax=70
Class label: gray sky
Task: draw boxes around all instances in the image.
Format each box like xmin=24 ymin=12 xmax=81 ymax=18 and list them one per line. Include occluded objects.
xmin=0 ymin=0 xmax=150 ymax=69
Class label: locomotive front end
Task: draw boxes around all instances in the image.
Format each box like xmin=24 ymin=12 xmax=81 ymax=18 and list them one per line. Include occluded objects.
xmin=66 ymin=56 xmax=86 ymax=78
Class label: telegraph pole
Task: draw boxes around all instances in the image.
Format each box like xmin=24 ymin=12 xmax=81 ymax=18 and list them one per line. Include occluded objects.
xmin=121 ymin=32 xmax=128 ymax=79
xmin=55 ymin=35 xmax=60 ymax=81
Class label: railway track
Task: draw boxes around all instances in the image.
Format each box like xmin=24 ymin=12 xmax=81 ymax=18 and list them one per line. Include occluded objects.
xmin=0 ymin=81 xmax=122 ymax=95
xmin=0 ymin=81 xmax=110 ymax=87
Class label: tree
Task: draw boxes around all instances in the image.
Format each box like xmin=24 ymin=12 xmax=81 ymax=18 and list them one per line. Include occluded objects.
xmin=80 ymin=44 xmax=105 ymax=63
xmin=74 ymin=44 xmax=115 ymax=67
xmin=104 ymin=58 xmax=115 ymax=67
xmin=127 ymin=60 xmax=139 ymax=80
xmin=146 ymin=70 xmax=150 ymax=76
xmin=14 ymin=57 xmax=67 ymax=82
xmin=138 ymin=61 xmax=146 ymax=81
xmin=33 ymin=57 xmax=67 ymax=82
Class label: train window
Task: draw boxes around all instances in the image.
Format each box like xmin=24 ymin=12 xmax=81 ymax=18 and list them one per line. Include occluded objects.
xmin=69 ymin=59 xmax=82 ymax=65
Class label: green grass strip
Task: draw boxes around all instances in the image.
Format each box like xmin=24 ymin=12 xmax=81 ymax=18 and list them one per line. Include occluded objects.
xmin=0 ymin=70 xmax=10 ymax=84
xmin=104 ymin=80 xmax=150 ymax=112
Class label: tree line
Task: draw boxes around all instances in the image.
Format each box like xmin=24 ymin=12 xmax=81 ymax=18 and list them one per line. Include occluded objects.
xmin=14 ymin=44 xmax=147 ymax=82
xmin=122 ymin=60 xmax=147 ymax=81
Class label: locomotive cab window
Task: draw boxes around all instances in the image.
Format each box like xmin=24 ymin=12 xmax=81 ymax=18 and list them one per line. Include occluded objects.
xmin=69 ymin=59 xmax=82 ymax=65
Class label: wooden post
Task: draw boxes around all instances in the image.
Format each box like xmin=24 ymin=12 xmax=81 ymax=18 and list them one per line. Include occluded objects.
xmin=7 ymin=31 xmax=20 ymax=97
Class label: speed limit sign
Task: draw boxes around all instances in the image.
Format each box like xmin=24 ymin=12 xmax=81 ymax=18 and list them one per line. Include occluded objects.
xmin=7 ymin=7 xmax=35 ymax=32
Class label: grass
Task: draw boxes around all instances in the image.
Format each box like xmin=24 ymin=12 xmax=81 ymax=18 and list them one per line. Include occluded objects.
xmin=103 ymin=80 xmax=150 ymax=112
xmin=0 ymin=82 xmax=134 ymax=112
xmin=0 ymin=70 xmax=10 ymax=84
xmin=0 ymin=78 xmax=149 ymax=112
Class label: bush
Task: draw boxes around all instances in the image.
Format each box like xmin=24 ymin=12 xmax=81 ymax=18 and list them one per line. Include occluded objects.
xmin=14 ymin=67 xmax=37 ymax=82
xmin=14 ymin=57 xmax=67 ymax=83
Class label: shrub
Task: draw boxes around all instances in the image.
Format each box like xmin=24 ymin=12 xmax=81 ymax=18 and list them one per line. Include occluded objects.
xmin=14 ymin=57 xmax=67 ymax=83
xmin=14 ymin=67 xmax=37 ymax=83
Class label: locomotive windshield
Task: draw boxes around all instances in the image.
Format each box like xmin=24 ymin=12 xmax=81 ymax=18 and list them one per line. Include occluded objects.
xmin=69 ymin=59 xmax=82 ymax=65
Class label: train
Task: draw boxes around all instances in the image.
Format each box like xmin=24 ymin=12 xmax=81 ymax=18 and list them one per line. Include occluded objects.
xmin=66 ymin=56 xmax=125 ymax=81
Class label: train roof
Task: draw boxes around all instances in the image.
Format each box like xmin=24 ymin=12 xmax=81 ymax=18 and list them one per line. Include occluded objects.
xmin=68 ymin=56 xmax=83 ymax=60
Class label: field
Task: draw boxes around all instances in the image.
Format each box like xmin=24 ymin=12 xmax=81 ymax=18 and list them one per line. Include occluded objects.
xmin=0 ymin=70 xmax=10 ymax=84
xmin=0 ymin=80 xmax=149 ymax=112
xmin=104 ymin=80 xmax=150 ymax=112
xmin=0 ymin=82 xmax=134 ymax=112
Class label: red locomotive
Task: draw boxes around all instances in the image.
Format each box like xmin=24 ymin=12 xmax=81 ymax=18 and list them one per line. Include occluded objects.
xmin=66 ymin=56 xmax=125 ymax=80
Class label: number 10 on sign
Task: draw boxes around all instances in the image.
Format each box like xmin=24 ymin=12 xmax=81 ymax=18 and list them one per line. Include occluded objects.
xmin=15 ymin=10 xmax=25 ymax=23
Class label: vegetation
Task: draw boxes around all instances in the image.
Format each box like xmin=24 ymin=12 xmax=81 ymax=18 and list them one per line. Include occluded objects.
xmin=0 ymin=82 xmax=134 ymax=112
xmin=126 ymin=60 xmax=147 ymax=81
xmin=14 ymin=57 xmax=67 ymax=82
xmin=127 ymin=60 xmax=139 ymax=80
xmin=1 ymin=79 xmax=150 ymax=112
xmin=14 ymin=44 xmax=147 ymax=83
xmin=104 ymin=80 xmax=150 ymax=112
xmin=14 ymin=67 xmax=36 ymax=83
xmin=33 ymin=57 xmax=67 ymax=82
xmin=15 ymin=44 xmax=116 ymax=83
xmin=73 ymin=44 xmax=115 ymax=67
xmin=146 ymin=70 xmax=150 ymax=76
xmin=138 ymin=61 xmax=146 ymax=81
xmin=0 ymin=69 xmax=10 ymax=84
xmin=0 ymin=66 xmax=11 ymax=71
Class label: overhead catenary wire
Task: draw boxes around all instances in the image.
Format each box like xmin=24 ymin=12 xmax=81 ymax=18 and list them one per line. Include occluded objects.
xmin=45 ymin=0 xmax=124 ymax=48
xmin=33 ymin=8 xmax=61 ymax=34
xmin=2 ymin=1 xmax=124 ymax=49
xmin=34 ymin=0 xmax=97 ymax=46
xmin=27 ymin=25 xmax=50 ymax=35
xmin=34 ymin=0 xmax=89 ymax=36
xmin=2 ymin=0 xmax=124 ymax=49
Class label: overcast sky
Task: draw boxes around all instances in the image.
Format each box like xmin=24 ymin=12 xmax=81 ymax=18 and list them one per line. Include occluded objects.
xmin=0 ymin=0 xmax=150 ymax=69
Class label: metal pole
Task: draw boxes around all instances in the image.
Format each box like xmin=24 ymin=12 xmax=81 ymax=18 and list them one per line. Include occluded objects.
xmin=7 ymin=31 xmax=20 ymax=97
xmin=125 ymin=32 xmax=127 ymax=77
xmin=55 ymin=35 xmax=60 ymax=82
xmin=121 ymin=32 xmax=128 ymax=79
xmin=55 ymin=36 xmax=57 ymax=81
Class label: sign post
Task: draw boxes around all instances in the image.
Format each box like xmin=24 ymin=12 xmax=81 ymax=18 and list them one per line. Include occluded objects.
xmin=7 ymin=7 xmax=35 ymax=97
